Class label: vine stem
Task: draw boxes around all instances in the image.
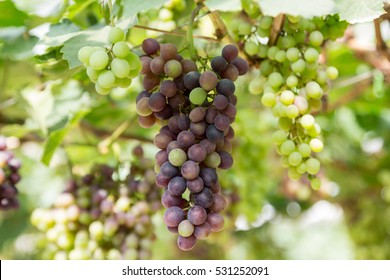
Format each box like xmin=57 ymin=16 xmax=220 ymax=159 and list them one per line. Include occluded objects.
xmin=107 ymin=0 xmax=114 ymax=26
xmin=188 ymin=3 xmax=204 ymax=61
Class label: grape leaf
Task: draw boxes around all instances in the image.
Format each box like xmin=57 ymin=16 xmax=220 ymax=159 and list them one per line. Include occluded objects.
xmin=60 ymin=16 xmax=137 ymax=69
xmin=335 ymin=0 xmax=386 ymax=23
xmin=0 ymin=34 xmax=39 ymax=60
xmin=206 ymin=0 xmax=242 ymax=11
xmin=121 ymin=0 xmax=168 ymax=17
xmin=258 ymin=0 xmax=336 ymax=18
xmin=12 ymin=0 xmax=65 ymax=18
xmin=41 ymin=109 xmax=90 ymax=166
xmin=0 ymin=0 xmax=28 ymax=27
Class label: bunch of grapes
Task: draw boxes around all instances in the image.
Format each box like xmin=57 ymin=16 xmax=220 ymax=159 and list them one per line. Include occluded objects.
xmin=241 ymin=14 xmax=348 ymax=188
xmin=0 ymin=136 xmax=22 ymax=211
xmin=77 ymin=26 xmax=142 ymax=95
xmin=136 ymin=38 xmax=248 ymax=250
xmin=31 ymin=146 xmax=160 ymax=260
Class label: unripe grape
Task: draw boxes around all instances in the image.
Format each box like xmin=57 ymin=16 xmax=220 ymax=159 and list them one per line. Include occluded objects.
xmin=310 ymin=138 xmax=324 ymax=152
xmin=244 ymin=41 xmax=259 ymax=56
xmin=298 ymin=143 xmax=311 ymax=157
xmin=286 ymin=47 xmax=300 ymax=62
xmin=286 ymin=75 xmax=298 ymax=88
xmin=108 ymin=27 xmax=125 ymax=44
xmin=306 ymin=158 xmax=321 ymax=175
xmin=300 ymin=114 xmax=315 ymax=129
xmin=97 ymin=70 xmax=116 ymax=88
xmin=285 ymin=105 xmax=299 ymax=119
xmin=189 ymin=87 xmax=207 ymax=105
xmin=304 ymin=48 xmax=319 ymax=63
xmin=309 ymin=31 xmax=324 ymax=46
xmin=288 ymin=151 xmax=302 ymax=166
xmin=261 ymin=92 xmax=276 ymax=107
xmin=280 ymin=140 xmax=295 ymax=156
xmin=112 ymin=42 xmax=130 ymax=58
xmin=305 ymin=81 xmax=323 ymax=99
xmin=111 ymin=58 xmax=130 ymax=78
xmin=89 ymin=51 xmax=109 ymax=70
xmin=268 ymin=72 xmax=284 ymax=88
xmin=310 ymin=177 xmax=321 ymax=190
xmin=291 ymin=59 xmax=306 ymax=73
xmin=272 ymin=130 xmax=287 ymax=145
xmin=326 ymin=66 xmax=338 ymax=79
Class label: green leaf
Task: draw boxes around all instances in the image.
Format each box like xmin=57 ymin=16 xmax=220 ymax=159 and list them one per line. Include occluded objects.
xmin=41 ymin=109 xmax=89 ymax=166
xmin=64 ymin=0 xmax=96 ymax=19
xmin=121 ymin=0 xmax=168 ymax=17
xmin=60 ymin=16 xmax=138 ymax=69
xmin=258 ymin=0 xmax=336 ymax=18
xmin=0 ymin=0 xmax=28 ymax=27
xmin=336 ymin=0 xmax=386 ymax=23
xmin=0 ymin=34 xmax=38 ymax=60
xmin=206 ymin=0 xmax=242 ymax=11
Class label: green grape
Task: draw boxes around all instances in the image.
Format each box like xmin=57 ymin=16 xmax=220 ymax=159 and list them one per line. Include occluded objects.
xmin=280 ymin=140 xmax=295 ymax=156
xmin=116 ymin=78 xmax=132 ymax=88
xmin=310 ymin=177 xmax=321 ymax=190
xmin=112 ymin=42 xmax=130 ymax=58
xmin=258 ymin=45 xmax=269 ymax=58
xmin=238 ymin=21 xmax=252 ymax=35
xmin=304 ymin=48 xmax=319 ymax=63
xmin=272 ymin=130 xmax=288 ymax=145
xmin=288 ymin=167 xmax=301 ymax=180
xmin=259 ymin=60 xmax=273 ymax=76
xmin=309 ymin=31 xmax=324 ymax=46
xmin=86 ymin=67 xmax=100 ymax=82
xmin=326 ymin=66 xmax=338 ymax=79
xmin=98 ymin=70 xmax=116 ymax=89
xmin=287 ymin=15 xmax=301 ymax=23
xmin=268 ymin=72 xmax=284 ymax=88
xmin=286 ymin=47 xmax=300 ymax=62
xmin=316 ymin=70 xmax=328 ymax=84
xmin=275 ymin=50 xmax=286 ymax=62
xmin=126 ymin=52 xmax=142 ymax=70
xmin=298 ymin=143 xmax=311 ymax=157
xmin=95 ymin=83 xmax=110 ymax=95
xmin=285 ymin=104 xmax=299 ymax=119
xmin=89 ymin=50 xmax=109 ymax=71
xmin=78 ymin=46 xmax=95 ymax=66
xmin=280 ymin=156 xmax=290 ymax=168
xmin=310 ymin=138 xmax=324 ymax=152
xmin=168 ymin=148 xmax=187 ymax=167
xmin=294 ymin=96 xmax=309 ymax=114
xmin=306 ymin=158 xmax=321 ymax=175
xmin=296 ymin=163 xmax=306 ymax=174
xmin=178 ymin=220 xmax=194 ymax=237
xmin=278 ymin=116 xmax=292 ymax=130
xmin=291 ymin=59 xmax=306 ymax=73
xmin=305 ymin=81 xmax=323 ymax=99
xmin=244 ymin=41 xmax=259 ymax=56
xmin=280 ymin=90 xmax=295 ymax=105
xmin=267 ymin=46 xmax=279 ymax=60
xmin=288 ymin=151 xmax=302 ymax=166
xmin=108 ymin=27 xmax=125 ymax=44
xmin=307 ymin=123 xmax=321 ymax=137
xmin=249 ymin=77 xmax=265 ymax=95
xmin=300 ymin=114 xmax=315 ymax=129
xmin=257 ymin=27 xmax=269 ymax=38
xmin=111 ymin=58 xmax=130 ymax=78
xmin=189 ymin=87 xmax=207 ymax=105
xmin=259 ymin=16 xmax=273 ymax=30
xmin=204 ymin=152 xmax=221 ymax=168
xmin=261 ymin=92 xmax=276 ymax=107
xmin=279 ymin=35 xmax=296 ymax=49
xmin=286 ymin=75 xmax=298 ymax=88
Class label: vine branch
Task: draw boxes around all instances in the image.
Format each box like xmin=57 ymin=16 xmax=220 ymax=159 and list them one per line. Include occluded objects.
xmin=188 ymin=3 xmax=204 ymax=61
xmin=269 ymin=14 xmax=285 ymax=46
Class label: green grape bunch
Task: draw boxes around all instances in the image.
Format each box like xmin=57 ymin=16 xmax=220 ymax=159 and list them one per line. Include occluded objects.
xmin=31 ymin=146 xmax=160 ymax=260
xmin=239 ymin=13 xmax=348 ymax=188
xmin=77 ymin=26 xmax=142 ymax=95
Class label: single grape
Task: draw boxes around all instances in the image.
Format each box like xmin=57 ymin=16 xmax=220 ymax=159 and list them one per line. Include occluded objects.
xmin=189 ymin=87 xmax=207 ymax=105
xmin=112 ymin=42 xmax=130 ymax=58
xmin=306 ymin=158 xmax=321 ymax=175
xmin=111 ymin=58 xmax=130 ymax=78
xmin=178 ymin=220 xmax=195 ymax=237
xmin=89 ymin=51 xmax=109 ymax=70
xmin=108 ymin=27 xmax=125 ymax=44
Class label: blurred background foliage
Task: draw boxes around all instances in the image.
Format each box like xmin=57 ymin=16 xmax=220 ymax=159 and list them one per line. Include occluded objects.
xmin=1 ymin=0 xmax=390 ymax=259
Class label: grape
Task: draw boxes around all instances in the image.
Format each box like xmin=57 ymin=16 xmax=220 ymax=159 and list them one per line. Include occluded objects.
xmin=89 ymin=51 xmax=109 ymax=70
xmin=244 ymin=41 xmax=259 ymax=56
xmin=193 ymin=222 xmax=211 ymax=240
xmin=268 ymin=72 xmax=284 ymax=88
xmin=97 ymin=70 xmax=116 ymax=88
xmin=188 ymin=144 xmax=207 ymax=162
xmin=136 ymin=97 xmax=153 ymax=117
xmin=306 ymin=158 xmax=321 ymax=175
xmin=160 ymin=80 xmax=177 ymax=97
xmin=189 ymin=87 xmax=207 ymax=105
xmin=291 ymin=59 xmax=306 ymax=73
xmin=222 ymin=44 xmax=238 ymax=62
xmin=178 ymin=220 xmax=195 ymax=237
xmin=326 ymin=66 xmax=338 ymax=79
xmin=150 ymin=57 xmax=165 ymax=75
xmin=310 ymin=138 xmax=324 ymax=152
xmin=184 ymin=71 xmax=201 ymax=90
xmin=186 ymin=177 xmax=204 ymax=193
xmin=286 ymin=47 xmax=300 ymax=62
xmin=111 ymin=58 xmax=130 ymax=78
xmin=160 ymin=43 xmax=177 ymax=61
xmin=210 ymin=193 xmax=226 ymax=213
xmin=204 ymin=152 xmax=221 ymax=168
xmin=280 ymin=90 xmax=295 ymax=105
xmin=142 ymin=38 xmax=160 ymax=55
xmin=188 ymin=206 xmax=207 ymax=225
xmin=112 ymin=42 xmax=130 ymax=58
xmin=193 ymin=188 xmax=214 ymax=208
xmin=108 ymin=27 xmax=125 ymax=44
xmin=148 ymin=93 xmax=166 ymax=112
xmin=221 ymin=64 xmax=239 ymax=81
xmin=177 ymin=235 xmax=196 ymax=251
xmin=181 ymin=59 xmax=197 ymax=73
xmin=219 ymin=151 xmax=233 ymax=169
xmin=214 ymin=114 xmax=230 ymax=131
xmin=177 ymin=131 xmax=195 ymax=148
xmin=164 ymin=206 xmax=185 ymax=227
xmin=298 ymin=143 xmax=311 ymax=157
xmin=164 ymin=60 xmax=183 ymax=78
xmin=280 ymin=140 xmax=295 ymax=156
xmin=168 ymin=149 xmax=187 ymax=167
xmin=306 ymin=81 xmax=323 ymax=99
xmin=199 ymin=71 xmax=218 ymax=91
xmin=304 ymin=48 xmax=319 ymax=63
xmin=207 ymin=213 xmax=224 ymax=232
xmin=213 ymin=95 xmax=229 ymax=110
xmin=285 ymin=105 xmax=299 ymax=119
xmin=288 ymin=151 xmax=302 ymax=166
xmin=300 ymin=114 xmax=315 ymax=129
xmin=309 ymin=30 xmax=324 ymax=46
xmin=211 ymin=56 xmax=228 ymax=72
xmin=231 ymin=57 xmax=249 ymax=75
xmin=189 ymin=107 xmax=206 ymax=122
xmin=167 ymin=176 xmax=186 ymax=196
xmin=181 ymin=160 xmax=200 ymax=180
xmin=78 ymin=46 xmax=94 ymax=65
xmin=310 ymin=177 xmax=321 ymax=190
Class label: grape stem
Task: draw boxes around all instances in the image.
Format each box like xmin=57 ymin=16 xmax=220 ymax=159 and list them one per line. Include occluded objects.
xmin=188 ymin=3 xmax=204 ymax=61
xmin=269 ymin=14 xmax=285 ymax=46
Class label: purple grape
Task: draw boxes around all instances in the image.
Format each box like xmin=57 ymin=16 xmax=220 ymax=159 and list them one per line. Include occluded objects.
xmin=186 ymin=177 xmax=204 ymax=193
xmin=181 ymin=160 xmax=200 ymax=180
xmin=188 ymin=205 xmax=207 ymax=225
xmin=193 ymin=187 xmax=214 ymax=208
xmin=164 ymin=206 xmax=185 ymax=227
xmin=167 ymin=176 xmax=186 ymax=196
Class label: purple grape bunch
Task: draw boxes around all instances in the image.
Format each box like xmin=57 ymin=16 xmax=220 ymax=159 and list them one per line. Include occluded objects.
xmin=0 ymin=136 xmax=22 ymax=211
xmin=136 ymin=39 xmax=248 ymax=250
